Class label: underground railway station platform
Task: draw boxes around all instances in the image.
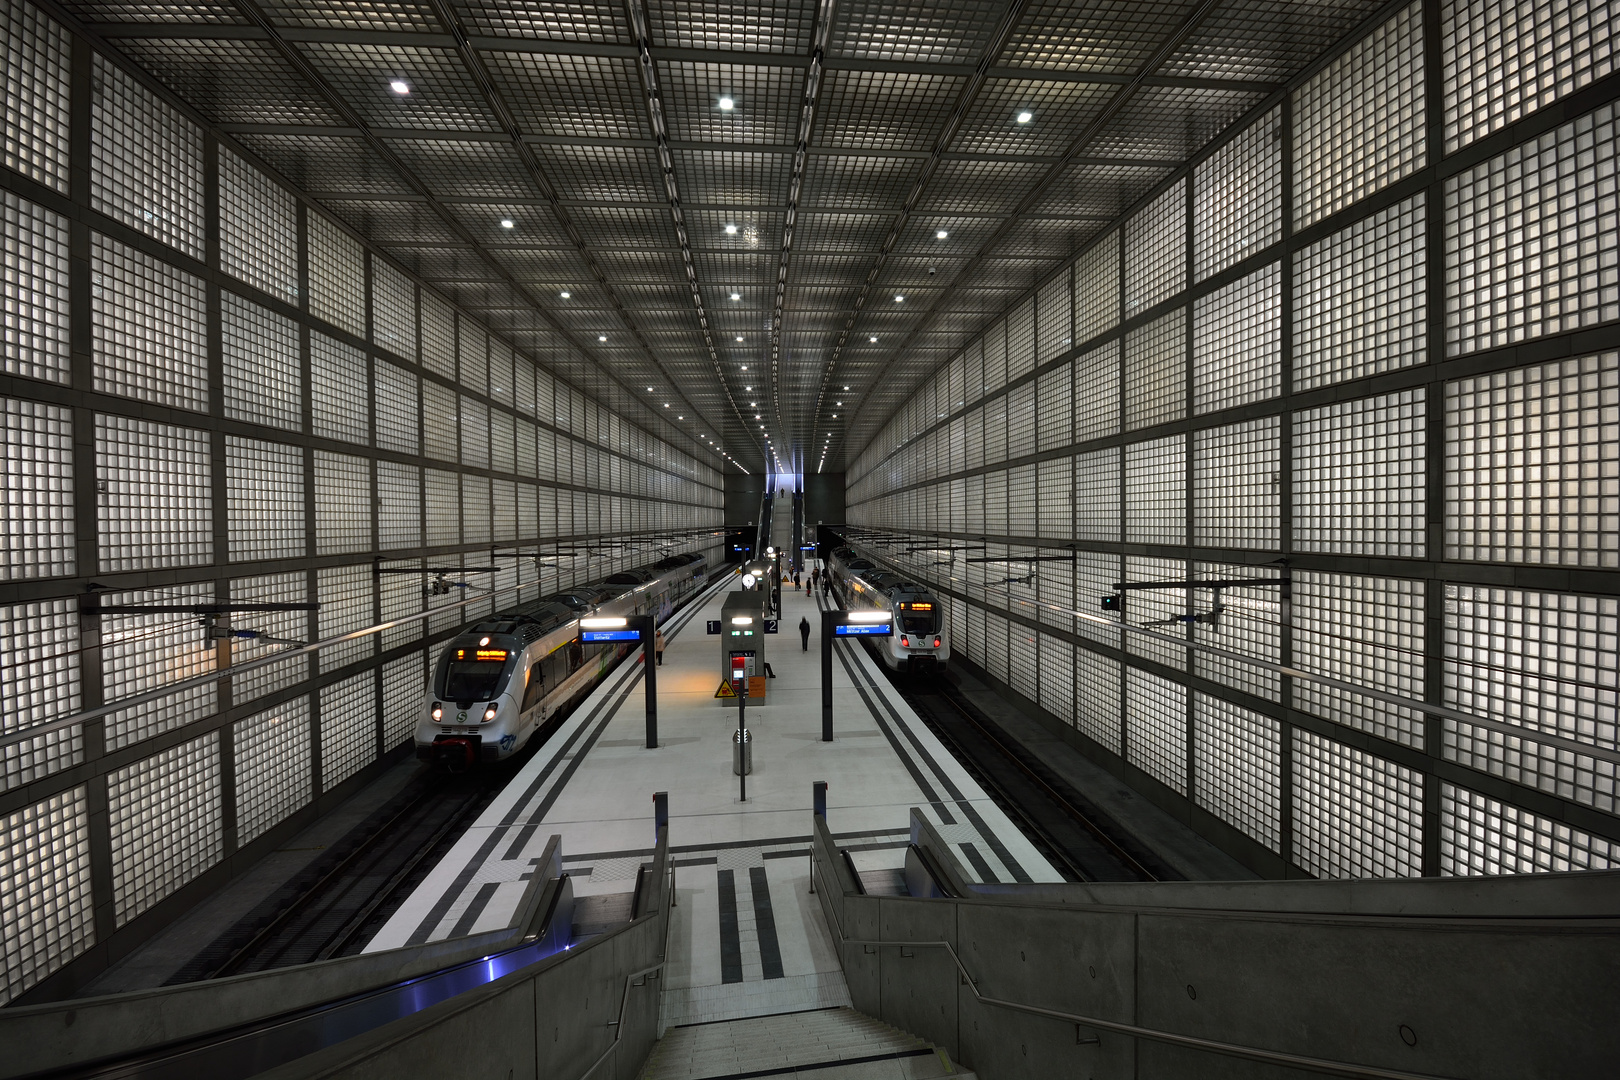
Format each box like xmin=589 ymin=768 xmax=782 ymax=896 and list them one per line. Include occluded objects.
xmin=369 ymin=571 xmax=1062 ymax=1028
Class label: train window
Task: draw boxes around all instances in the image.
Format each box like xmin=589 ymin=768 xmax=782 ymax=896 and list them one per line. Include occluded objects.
xmin=900 ymin=607 xmax=940 ymax=633
xmin=521 ymin=662 xmax=545 ymax=711
xmin=442 ymin=658 xmax=508 ymax=701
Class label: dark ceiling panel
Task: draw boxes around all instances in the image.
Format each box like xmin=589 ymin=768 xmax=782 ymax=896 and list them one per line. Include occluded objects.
xmin=827 ymin=0 xmax=1003 ymax=64
xmin=816 ymin=69 xmax=966 ymax=152
xmin=113 ymin=37 xmax=343 ymax=126
xmin=483 ymin=51 xmax=650 ymax=139
xmin=645 ymin=0 xmax=815 ymax=54
xmin=232 ymin=132 xmax=415 ymax=194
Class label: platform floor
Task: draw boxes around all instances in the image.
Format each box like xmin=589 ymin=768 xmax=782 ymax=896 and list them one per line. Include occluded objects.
xmin=368 ymin=570 xmax=1058 ymax=1027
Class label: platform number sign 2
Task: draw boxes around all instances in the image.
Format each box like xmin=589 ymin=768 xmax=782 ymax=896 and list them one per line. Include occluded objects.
xmin=763 ymin=619 xmax=779 ymax=634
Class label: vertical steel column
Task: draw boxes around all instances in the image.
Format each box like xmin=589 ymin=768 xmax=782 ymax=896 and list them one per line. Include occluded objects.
xmin=635 ymin=613 xmax=658 ymax=749
xmin=737 ymin=676 xmax=747 ymax=802
xmin=821 ymin=611 xmax=838 ymax=741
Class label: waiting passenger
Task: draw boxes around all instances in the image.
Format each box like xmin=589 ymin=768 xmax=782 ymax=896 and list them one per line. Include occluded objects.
xmin=799 ymin=616 xmax=811 ymax=651
xmin=654 ymin=628 xmax=665 ymax=666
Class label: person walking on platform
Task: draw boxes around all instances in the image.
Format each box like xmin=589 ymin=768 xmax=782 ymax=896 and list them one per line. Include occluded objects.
xmin=799 ymin=616 xmax=811 ymax=651
xmin=653 ymin=628 xmax=665 ymax=666
xmin=793 ymin=570 xmax=801 ymax=589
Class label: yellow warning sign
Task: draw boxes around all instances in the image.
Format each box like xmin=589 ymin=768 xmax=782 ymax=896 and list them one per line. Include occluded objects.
xmin=715 ymin=679 xmax=737 ymax=699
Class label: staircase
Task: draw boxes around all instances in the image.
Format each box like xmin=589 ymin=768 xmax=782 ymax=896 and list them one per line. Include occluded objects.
xmin=638 ymin=1007 xmax=974 ymax=1080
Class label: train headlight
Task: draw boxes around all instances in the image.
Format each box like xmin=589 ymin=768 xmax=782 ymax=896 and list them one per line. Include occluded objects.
xmin=934 ymin=637 xmax=941 ymax=648
xmin=432 ymin=702 xmax=443 ymax=720
xmin=900 ymin=635 xmax=910 ymax=647
xmin=483 ymin=705 xmax=498 ymax=723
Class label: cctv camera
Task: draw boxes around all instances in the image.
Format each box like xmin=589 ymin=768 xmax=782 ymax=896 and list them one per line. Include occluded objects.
xmin=927 ymin=266 xmax=937 ymax=275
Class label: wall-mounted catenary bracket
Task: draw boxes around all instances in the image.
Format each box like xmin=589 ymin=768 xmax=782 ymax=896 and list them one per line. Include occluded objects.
xmin=83 ymin=599 xmax=320 ymax=646
xmin=373 ymin=564 xmax=499 ymax=596
xmin=1101 ymin=571 xmax=1290 ymax=628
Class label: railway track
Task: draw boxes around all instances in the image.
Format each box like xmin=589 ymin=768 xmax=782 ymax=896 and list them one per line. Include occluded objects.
xmin=166 ymin=771 xmax=500 ymax=982
xmin=894 ymin=675 xmax=1178 ymax=884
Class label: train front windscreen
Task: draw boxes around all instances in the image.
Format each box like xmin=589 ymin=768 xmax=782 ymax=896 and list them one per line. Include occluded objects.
xmin=438 ymin=647 xmax=510 ymax=701
xmin=899 ymin=601 xmax=940 ymax=634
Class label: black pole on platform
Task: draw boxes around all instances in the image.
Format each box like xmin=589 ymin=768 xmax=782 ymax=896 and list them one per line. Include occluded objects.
xmin=810 ymin=780 xmax=827 ymax=894
xmin=633 ymin=614 xmax=658 ymax=749
xmin=738 ymin=676 xmax=747 ymax=802
xmin=820 ymin=611 xmax=838 ymax=742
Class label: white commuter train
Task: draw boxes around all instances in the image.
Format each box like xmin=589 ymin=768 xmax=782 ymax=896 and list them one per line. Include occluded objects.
xmin=417 ymin=552 xmax=708 ymax=769
xmin=826 ymin=546 xmax=950 ymax=673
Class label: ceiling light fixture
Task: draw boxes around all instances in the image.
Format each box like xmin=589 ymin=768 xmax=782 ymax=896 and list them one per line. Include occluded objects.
xmin=936 ymin=229 xmax=948 ymax=239
xmin=741 ymin=365 xmax=748 ymax=370
xmin=719 ymin=97 xmax=735 ymax=110
xmin=894 ymin=295 xmax=904 ymax=302
xmin=559 ymin=290 xmax=570 ymax=298
xmin=390 ymin=80 xmax=410 ymax=94
xmin=724 ymin=224 xmax=738 ymax=234
xmin=736 ymin=335 xmax=744 ymax=342
xmin=598 ymin=335 xmax=607 ymax=342
xmin=500 ymin=219 xmax=514 ymax=229
xmin=869 ymin=336 xmax=878 ymax=343
xmin=843 ymin=385 xmax=850 ymax=390
xmin=1016 ymin=110 xmax=1033 ymax=123
xmin=730 ymin=292 xmax=741 ymax=300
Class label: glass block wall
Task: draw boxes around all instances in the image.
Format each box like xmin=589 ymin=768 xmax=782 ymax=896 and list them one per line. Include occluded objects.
xmin=0 ymin=1 xmax=722 ymax=1005
xmin=848 ymin=1 xmax=1620 ymax=883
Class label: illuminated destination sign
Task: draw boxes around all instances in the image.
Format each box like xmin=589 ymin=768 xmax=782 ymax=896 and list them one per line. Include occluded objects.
xmin=581 ymin=629 xmax=641 ymax=642
xmin=835 ymin=622 xmax=892 ymax=636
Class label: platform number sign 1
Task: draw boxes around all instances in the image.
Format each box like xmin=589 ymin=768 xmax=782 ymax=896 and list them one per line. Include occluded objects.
xmin=706 ymin=620 xmax=722 ymax=635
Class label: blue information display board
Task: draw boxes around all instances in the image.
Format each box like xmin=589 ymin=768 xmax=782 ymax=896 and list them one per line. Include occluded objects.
xmin=835 ymin=623 xmax=892 ymax=636
xmin=581 ymin=629 xmax=642 ymax=642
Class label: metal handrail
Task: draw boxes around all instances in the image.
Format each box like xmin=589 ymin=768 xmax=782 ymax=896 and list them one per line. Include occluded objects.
xmin=846 ymin=534 xmax=1620 ymax=768
xmin=0 ymin=533 xmax=725 ymax=751
xmin=809 ymin=851 xmax=1457 ymax=1080
xmin=578 ymin=866 xmax=675 ymax=1080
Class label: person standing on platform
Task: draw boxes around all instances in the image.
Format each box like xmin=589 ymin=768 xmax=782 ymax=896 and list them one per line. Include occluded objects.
xmin=793 ymin=570 xmax=801 ymax=589
xmin=653 ymin=628 xmax=665 ymax=666
xmin=799 ymin=616 xmax=811 ymax=651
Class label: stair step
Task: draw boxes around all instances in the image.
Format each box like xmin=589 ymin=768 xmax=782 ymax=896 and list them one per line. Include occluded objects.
xmin=639 ymin=1008 xmax=968 ymax=1080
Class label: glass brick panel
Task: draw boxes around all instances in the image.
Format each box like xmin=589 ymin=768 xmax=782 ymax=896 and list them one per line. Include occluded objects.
xmin=490 ymin=408 xmax=516 ymax=473
xmin=377 ymin=460 xmax=420 ymax=550
xmin=1293 ymin=2 xmax=1426 ymax=228
xmin=1009 ymin=620 xmax=1038 ymax=702
xmin=1124 ymin=178 xmax=1185 ymax=315
xmin=1291 ymin=729 xmax=1423 ymax=879
xmin=218 ymin=148 xmax=297 ymax=303
xmin=1192 ymin=263 xmax=1279 ymax=413
xmin=1005 ymin=382 xmax=1036 ymax=459
xmin=1037 ymin=268 xmax=1072 ymax=363
xmin=1192 ymin=416 xmax=1279 ymax=549
xmin=90 ymin=54 xmax=205 ymax=257
xmin=1074 ymin=446 xmax=1120 ymax=542
xmin=97 ymin=415 xmax=211 ymax=572
xmin=1075 ymin=646 xmax=1122 ymax=752
xmin=1293 ymin=571 xmax=1425 ymax=746
xmin=1194 ymin=693 xmax=1281 ymax=851
xmin=463 ymin=475 xmax=492 ymax=544
xmin=0 ymin=787 xmax=92 ymax=1006
xmin=1037 ymin=363 xmax=1072 ymax=451
xmin=317 ymin=562 xmax=374 ymax=673
xmin=1293 ymin=389 xmax=1426 ymax=557
xmin=1446 ymin=101 xmax=1620 ymax=356
xmin=1073 ymin=340 xmax=1120 ymax=441
xmin=1440 ymin=782 xmax=1618 ymax=876
xmin=108 ymin=733 xmax=222 ymax=926
xmin=423 ymin=381 xmax=458 ymax=462
xmin=1125 ymin=435 xmax=1185 ymax=545
xmin=2 ymin=190 xmax=69 ymax=383
xmin=3 ymin=396 xmax=73 ymax=580
xmin=101 ymin=582 xmax=215 ymax=749
xmin=1193 ymin=560 xmax=1283 ymax=702
xmin=1443 ymin=0 xmax=1618 ymax=153
xmin=320 ymin=673 xmax=375 ymax=790
xmin=425 ymin=469 xmax=459 ymax=545
xmin=371 ymin=259 xmax=416 ymax=361
xmin=1125 ymin=307 xmax=1185 ymax=430
xmin=0 ymin=598 xmax=80 ymax=792
xmin=227 ymin=572 xmax=307 ymax=702
xmin=235 ymin=696 xmax=311 ymax=845
xmin=1124 ymin=554 xmax=1187 ymax=671
xmin=2 ymin=0 xmax=70 ymax=193
xmin=304 ymin=333 xmax=368 ymax=445
xmin=1038 ymin=633 xmax=1075 ymax=724
xmin=459 ymin=322 xmax=488 ymax=395
xmin=1036 ymin=456 xmax=1071 ymax=540
xmin=420 ymin=290 xmax=455 ymax=379
xmin=1443 ymin=586 xmax=1619 ymax=814
xmin=1194 ymin=106 xmax=1282 ymax=280
xmin=222 ymin=292 xmax=300 ymax=430
xmin=307 ymin=212 xmax=364 ymax=337
xmin=461 ymin=398 xmax=491 ymax=470
xmin=1445 ymin=352 xmax=1619 ymax=568
xmin=1126 ymin=667 xmax=1187 ymax=795
xmin=1293 ymin=193 xmax=1426 ymax=390
xmin=91 ymin=233 xmax=207 ymax=411
xmin=374 ymin=358 xmax=419 ymax=455
xmin=1074 ymin=231 xmax=1119 ymax=345
xmin=382 ymin=651 xmax=424 ymax=748
xmin=314 ymin=451 xmax=370 ymax=554
xmin=226 ymin=437 xmax=305 ymax=561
